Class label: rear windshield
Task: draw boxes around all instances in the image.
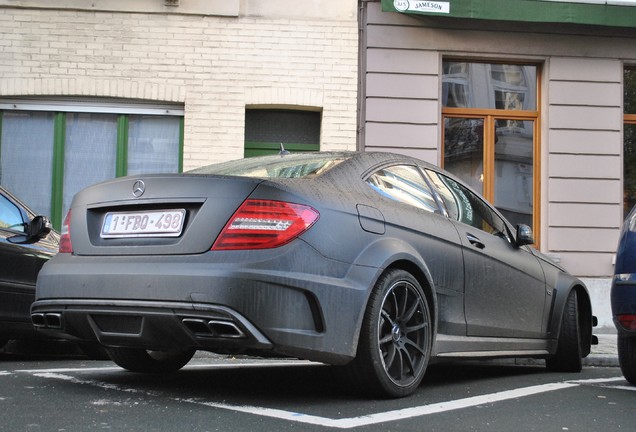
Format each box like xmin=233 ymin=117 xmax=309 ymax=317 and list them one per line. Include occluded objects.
xmin=188 ymin=153 xmax=350 ymax=179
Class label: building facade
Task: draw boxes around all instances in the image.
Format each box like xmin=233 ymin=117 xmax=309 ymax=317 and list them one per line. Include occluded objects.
xmin=0 ymin=0 xmax=359 ymax=227
xmin=358 ymin=0 xmax=636 ymax=330
xmin=1 ymin=0 xmax=633 ymax=332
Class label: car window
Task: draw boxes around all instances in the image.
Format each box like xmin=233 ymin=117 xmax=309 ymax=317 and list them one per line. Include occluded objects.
xmin=189 ymin=153 xmax=350 ymax=179
xmin=366 ymin=165 xmax=439 ymax=213
xmin=0 ymin=193 xmax=26 ymax=233
xmin=426 ymin=170 xmax=510 ymax=240
xmin=424 ymin=170 xmax=459 ymax=220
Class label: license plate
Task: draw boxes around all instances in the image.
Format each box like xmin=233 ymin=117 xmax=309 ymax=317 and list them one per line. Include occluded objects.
xmin=101 ymin=209 xmax=186 ymax=238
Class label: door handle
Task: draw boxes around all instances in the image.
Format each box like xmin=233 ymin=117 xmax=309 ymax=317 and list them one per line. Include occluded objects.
xmin=466 ymin=233 xmax=485 ymax=249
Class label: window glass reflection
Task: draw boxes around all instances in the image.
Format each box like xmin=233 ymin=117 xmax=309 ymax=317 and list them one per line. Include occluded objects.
xmin=443 ymin=117 xmax=484 ymax=194
xmin=494 ymin=120 xmax=534 ymax=228
xmin=625 ymin=68 xmax=636 ymax=115
xmin=366 ymin=165 xmax=438 ymax=213
xmin=624 ymin=123 xmax=636 ymax=217
xmin=442 ymin=62 xmax=536 ymax=111
xmin=0 ymin=194 xmax=26 ymax=232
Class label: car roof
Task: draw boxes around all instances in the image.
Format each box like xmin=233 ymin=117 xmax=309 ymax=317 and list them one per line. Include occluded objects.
xmin=188 ymin=151 xmax=440 ymax=181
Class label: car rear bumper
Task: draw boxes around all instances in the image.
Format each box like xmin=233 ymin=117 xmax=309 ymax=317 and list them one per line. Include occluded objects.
xmin=611 ymin=276 xmax=636 ymax=336
xmin=33 ymin=244 xmax=380 ymax=364
xmin=32 ymin=299 xmax=274 ymax=351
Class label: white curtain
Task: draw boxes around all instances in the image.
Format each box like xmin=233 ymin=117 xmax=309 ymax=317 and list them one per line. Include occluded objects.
xmin=127 ymin=115 xmax=180 ymax=175
xmin=63 ymin=113 xmax=117 ymax=217
xmin=0 ymin=111 xmax=54 ymax=217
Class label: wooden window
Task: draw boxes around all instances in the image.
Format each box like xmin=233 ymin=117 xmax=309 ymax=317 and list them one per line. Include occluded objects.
xmin=442 ymin=61 xmax=540 ymax=243
xmin=624 ymin=67 xmax=636 ymax=218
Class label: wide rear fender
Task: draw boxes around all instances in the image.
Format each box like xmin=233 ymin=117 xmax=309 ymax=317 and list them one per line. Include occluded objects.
xmin=548 ymin=272 xmax=593 ymax=356
xmin=352 ymin=236 xmax=439 ymax=335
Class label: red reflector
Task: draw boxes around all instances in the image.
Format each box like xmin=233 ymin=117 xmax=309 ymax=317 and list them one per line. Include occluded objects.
xmin=212 ymin=199 xmax=319 ymax=250
xmin=59 ymin=210 xmax=73 ymax=253
xmin=618 ymin=314 xmax=636 ymax=331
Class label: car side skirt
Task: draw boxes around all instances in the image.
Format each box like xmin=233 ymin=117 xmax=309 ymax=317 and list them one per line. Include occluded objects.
xmin=433 ymin=333 xmax=555 ymax=359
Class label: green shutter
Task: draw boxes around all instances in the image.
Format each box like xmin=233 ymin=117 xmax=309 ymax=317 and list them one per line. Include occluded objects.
xmin=116 ymin=115 xmax=129 ymax=178
xmin=50 ymin=113 xmax=66 ymax=230
xmin=178 ymin=117 xmax=184 ymax=172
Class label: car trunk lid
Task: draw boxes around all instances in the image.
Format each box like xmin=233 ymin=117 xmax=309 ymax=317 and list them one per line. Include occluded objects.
xmin=67 ymin=174 xmax=263 ymax=256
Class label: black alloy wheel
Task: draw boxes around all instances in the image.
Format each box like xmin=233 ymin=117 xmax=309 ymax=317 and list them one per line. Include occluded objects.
xmin=346 ymin=269 xmax=432 ymax=398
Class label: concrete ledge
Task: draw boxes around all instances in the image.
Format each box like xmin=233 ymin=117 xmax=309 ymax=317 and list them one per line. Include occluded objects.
xmin=0 ymin=0 xmax=240 ymax=16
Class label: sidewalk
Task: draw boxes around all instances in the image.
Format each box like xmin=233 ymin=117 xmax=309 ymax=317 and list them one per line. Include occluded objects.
xmin=497 ymin=333 xmax=619 ymax=368
xmin=585 ymin=333 xmax=619 ymax=367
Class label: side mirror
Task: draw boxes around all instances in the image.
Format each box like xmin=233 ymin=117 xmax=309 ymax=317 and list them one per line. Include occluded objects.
xmin=27 ymin=216 xmax=53 ymax=240
xmin=516 ymin=224 xmax=535 ymax=247
xmin=7 ymin=215 xmax=51 ymax=244
xmin=28 ymin=215 xmax=52 ymax=241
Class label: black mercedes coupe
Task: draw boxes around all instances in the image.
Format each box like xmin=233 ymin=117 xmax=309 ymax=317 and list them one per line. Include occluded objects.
xmin=33 ymin=151 xmax=595 ymax=397
xmin=0 ymin=185 xmax=57 ymax=349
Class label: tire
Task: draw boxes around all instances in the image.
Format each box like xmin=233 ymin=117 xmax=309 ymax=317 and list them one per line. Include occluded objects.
xmin=345 ymin=269 xmax=432 ymax=398
xmin=106 ymin=347 xmax=195 ymax=373
xmin=618 ymin=335 xmax=636 ymax=385
xmin=546 ymin=290 xmax=582 ymax=372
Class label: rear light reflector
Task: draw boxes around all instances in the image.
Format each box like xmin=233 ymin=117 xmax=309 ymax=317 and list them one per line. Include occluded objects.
xmin=212 ymin=199 xmax=319 ymax=250
xmin=59 ymin=210 xmax=73 ymax=253
xmin=617 ymin=314 xmax=636 ymax=331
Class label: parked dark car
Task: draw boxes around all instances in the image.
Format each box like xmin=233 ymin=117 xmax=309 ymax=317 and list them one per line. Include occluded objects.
xmin=33 ymin=152 xmax=595 ymax=397
xmin=611 ymin=204 xmax=636 ymax=384
xmin=0 ymin=185 xmax=58 ymax=349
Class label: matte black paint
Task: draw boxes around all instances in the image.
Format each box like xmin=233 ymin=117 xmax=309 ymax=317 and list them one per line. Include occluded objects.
xmin=33 ymin=152 xmax=593 ymax=364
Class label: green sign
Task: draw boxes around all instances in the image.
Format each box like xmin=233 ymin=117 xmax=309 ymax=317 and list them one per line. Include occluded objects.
xmin=381 ymin=0 xmax=636 ymax=28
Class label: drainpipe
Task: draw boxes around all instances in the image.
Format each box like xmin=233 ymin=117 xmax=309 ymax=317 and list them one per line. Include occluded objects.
xmin=357 ymin=1 xmax=373 ymax=152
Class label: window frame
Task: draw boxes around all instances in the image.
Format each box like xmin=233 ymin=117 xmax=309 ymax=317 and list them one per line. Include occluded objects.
xmin=0 ymin=99 xmax=184 ymax=229
xmin=244 ymin=108 xmax=321 ymax=157
xmin=0 ymin=191 xmax=28 ymax=233
xmin=625 ymin=66 xmax=636 ymax=217
xmin=424 ymin=169 xmax=513 ymax=243
xmin=441 ymin=59 xmax=541 ymax=246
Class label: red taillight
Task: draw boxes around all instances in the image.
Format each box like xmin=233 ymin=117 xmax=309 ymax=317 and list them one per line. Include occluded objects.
xmin=618 ymin=314 xmax=636 ymax=331
xmin=59 ymin=210 xmax=73 ymax=253
xmin=212 ymin=199 xmax=319 ymax=250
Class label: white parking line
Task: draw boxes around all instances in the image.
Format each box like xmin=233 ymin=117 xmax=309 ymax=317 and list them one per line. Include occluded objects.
xmin=187 ymin=382 xmax=580 ymax=428
xmin=568 ymin=377 xmax=625 ymax=384
xmin=15 ymin=364 xmax=627 ymax=429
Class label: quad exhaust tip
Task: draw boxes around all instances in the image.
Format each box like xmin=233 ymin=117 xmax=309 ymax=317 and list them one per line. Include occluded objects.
xmin=182 ymin=318 xmax=246 ymax=339
xmin=32 ymin=313 xmax=246 ymax=338
xmin=31 ymin=313 xmax=63 ymax=329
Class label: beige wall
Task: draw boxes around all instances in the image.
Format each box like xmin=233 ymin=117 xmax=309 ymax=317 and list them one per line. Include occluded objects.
xmin=0 ymin=0 xmax=359 ymax=169
xmin=545 ymin=57 xmax=623 ymax=277
xmin=361 ymin=1 xmax=634 ymax=280
xmin=360 ymin=1 xmax=636 ymax=330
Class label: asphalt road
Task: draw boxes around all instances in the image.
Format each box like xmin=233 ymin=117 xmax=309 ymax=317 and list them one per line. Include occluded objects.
xmin=0 ymin=352 xmax=633 ymax=432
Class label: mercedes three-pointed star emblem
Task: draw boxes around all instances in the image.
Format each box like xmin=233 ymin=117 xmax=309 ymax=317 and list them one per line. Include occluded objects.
xmin=132 ymin=180 xmax=145 ymax=198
